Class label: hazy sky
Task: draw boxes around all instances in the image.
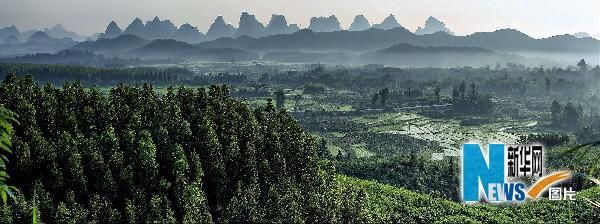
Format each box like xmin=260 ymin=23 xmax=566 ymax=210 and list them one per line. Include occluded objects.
xmin=1 ymin=0 xmax=599 ymax=38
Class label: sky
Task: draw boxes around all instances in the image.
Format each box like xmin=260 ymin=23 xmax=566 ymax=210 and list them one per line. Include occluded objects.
xmin=1 ymin=0 xmax=599 ymax=38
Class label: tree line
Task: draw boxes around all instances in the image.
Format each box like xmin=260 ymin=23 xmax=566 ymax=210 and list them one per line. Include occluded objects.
xmin=0 ymin=63 xmax=190 ymax=86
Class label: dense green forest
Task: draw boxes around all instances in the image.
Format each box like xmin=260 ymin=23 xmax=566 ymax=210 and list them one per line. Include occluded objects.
xmin=0 ymin=74 xmax=598 ymax=223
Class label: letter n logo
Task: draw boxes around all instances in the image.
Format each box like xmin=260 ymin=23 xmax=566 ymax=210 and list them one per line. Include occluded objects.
xmin=462 ymin=143 xmax=505 ymax=202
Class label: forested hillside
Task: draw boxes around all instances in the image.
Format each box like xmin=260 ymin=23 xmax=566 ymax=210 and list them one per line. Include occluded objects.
xmin=0 ymin=74 xmax=598 ymax=223
xmin=0 ymin=74 xmax=340 ymax=223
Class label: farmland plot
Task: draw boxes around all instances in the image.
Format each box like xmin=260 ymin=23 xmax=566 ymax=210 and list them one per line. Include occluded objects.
xmin=354 ymin=112 xmax=535 ymax=157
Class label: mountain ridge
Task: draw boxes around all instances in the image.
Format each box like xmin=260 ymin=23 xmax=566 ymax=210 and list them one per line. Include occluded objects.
xmin=198 ymin=27 xmax=599 ymax=53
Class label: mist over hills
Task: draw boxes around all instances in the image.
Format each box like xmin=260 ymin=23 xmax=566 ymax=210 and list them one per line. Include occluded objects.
xmin=358 ymin=43 xmax=535 ymax=67
xmin=71 ymin=34 xmax=151 ymax=56
xmin=0 ymin=26 xmax=21 ymax=42
xmin=198 ymin=27 xmax=599 ymax=54
xmin=0 ymin=30 xmax=77 ymax=56
xmin=69 ymin=35 xmax=257 ymax=61
xmin=0 ymin=24 xmax=86 ymax=43
xmin=27 ymin=31 xmax=74 ymax=44
xmin=4 ymin=13 xmax=597 ymax=45
xmin=130 ymin=39 xmax=257 ymax=60
xmin=263 ymin=43 xmax=554 ymax=67
xmin=1 ymin=12 xmax=598 ymax=65
xmin=1 ymin=35 xmax=20 ymax=45
xmin=44 ymin=24 xmax=88 ymax=41
xmin=0 ymin=49 xmax=145 ymax=67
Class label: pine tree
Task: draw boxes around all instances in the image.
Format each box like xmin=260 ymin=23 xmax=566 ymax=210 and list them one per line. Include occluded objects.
xmin=551 ymin=100 xmax=562 ymax=125
xmin=379 ymin=88 xmax=389 ymax=108
xmin=275 ymin=89 xmax=285 ymax=110
xmin=196 ymin=117 xmax=226 ymax=220
xmin=336 ymin=149 xmax=344 ymax=161
xmin=55 ymin=191 xmax=87 ymax=224
xmin=32 ymin=180 xmax=53 ymax=223
xmin=58 ymin=133 xmax=87 ymax=197
xmin=317 ymin=138 xmax=329 ymax=159
xmin=146 ymin=194 xmax=176 ymax=224
xmin=135 ymin=130 xmax=159 ymax=191
xmin=224 ymin=182 xmax=262 ymax=223
xmin=81 ymin=137 xmax=115 ymax=197
xmin=123 ymin=199 xmax=137 ymax=224
xmin=172 ymin=144 xmax=189 ymax=222
xmin=88 ymin=194 xmax=120 ymax=223
xmin=433 ymin=85 xmax=441 ymax=104
xmin=371 ymin=93 xmax=379 ymax=108
xmin=264 ymin=179 xmax=302 ymax=223
xmin=458 ymin=81 xmax=466 ymax=101
xmin=11 ymin=193 xmax=38 ymax=224
xmin=577 ymin=59 xmax=588 ymax=71
xmin=183 ymin=181 xmax=213 ymax=223
xmin=54 ymin=202 xmax=74 ymax=224
xmin=451 ymin=85 xmax=460 ymax=102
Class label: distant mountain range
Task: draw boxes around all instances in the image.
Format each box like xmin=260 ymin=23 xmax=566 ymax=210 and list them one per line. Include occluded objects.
xmin=98 ymin=12 xmax=302 ymax=43
xmin=1 ymin=35 xmax=20 ymax=45
xmin=3 ymin=13 xmax=597 ymax=46
xmin=71 ymin=35 xmax=151 ymax=55
xmin=91 ymin=13 xmax=427 ymax=44
xmin=32 ymin=22 xmax=598 ymax=66
xmin=263 ymin=43 xmax=555 ymax=67
xmin=70 ymin=35 xmax=257 ymax=61
xmin=198 ymin=27 xmax=599 ymax=54
xmin=44 ymin=24 xmax=88 ymax=41
xmin=0 ymin=26 xmax=21 ymax=42
xmin=129 ymin=39 xmax=257 ymax=61
xmin=358 ymin=43 xmax=525 ymax=67
xmin=0 ymin=31 xmax=77 ymax=56
xmin=1 ymin=13 xmax=598 ymax=65
xmin=0 ymin=24 xmax=86 ymax=43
